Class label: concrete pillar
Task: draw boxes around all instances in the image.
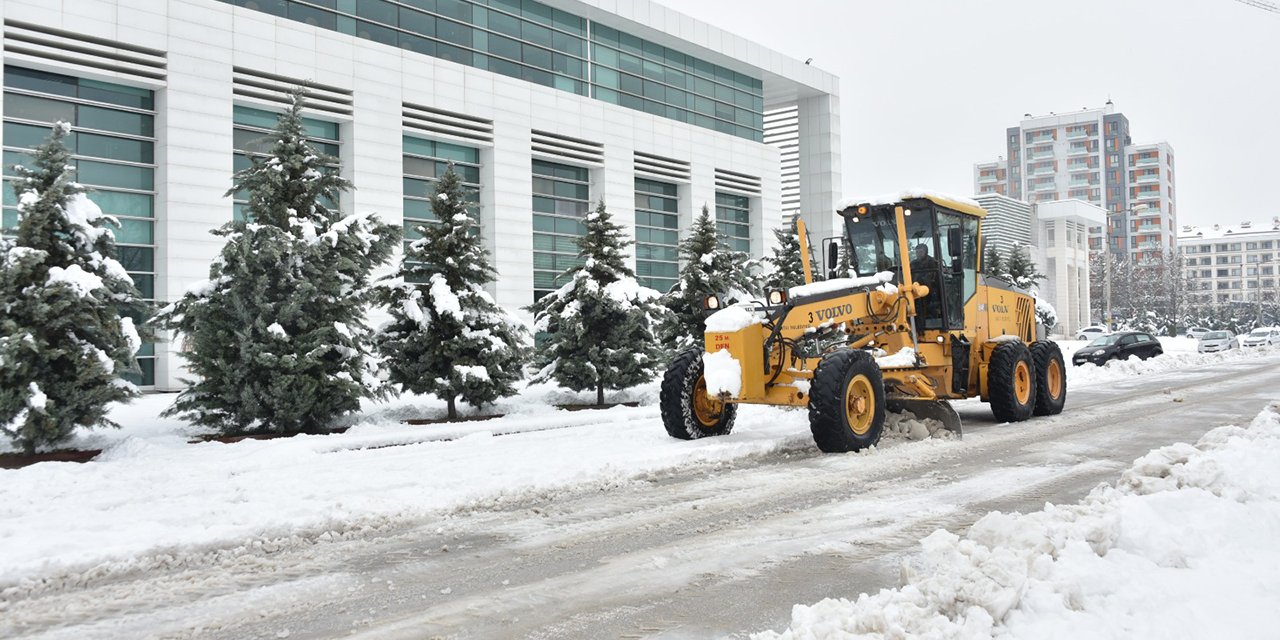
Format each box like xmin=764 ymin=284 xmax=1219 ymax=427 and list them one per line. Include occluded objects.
xmin=796 ymin=93 xmax=842 ymax=244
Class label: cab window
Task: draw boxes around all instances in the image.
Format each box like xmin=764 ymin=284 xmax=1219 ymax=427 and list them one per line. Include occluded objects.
xmin=936 ymin=210 xmax=977 ymax=330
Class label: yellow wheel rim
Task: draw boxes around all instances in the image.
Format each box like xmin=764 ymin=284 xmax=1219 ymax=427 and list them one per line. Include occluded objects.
xmin=692 ymin=377 xmax=724 ymax=426
xmin=1046 ymin=359 xmax=1063 ymax=400
xmin=1014 ymin=361 xmax=1032 ymax=405
xmin=844 ymin=374 xmax=875 ymax=436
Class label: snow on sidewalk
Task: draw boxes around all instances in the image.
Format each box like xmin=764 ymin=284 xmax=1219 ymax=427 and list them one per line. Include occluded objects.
xmin=754 ymin=402 xmax=1280 ymax=640
xmin=0 ymin=382 xmax=817 ymax=592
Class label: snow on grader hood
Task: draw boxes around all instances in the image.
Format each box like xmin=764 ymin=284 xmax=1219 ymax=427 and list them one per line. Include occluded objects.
xmin=659 ymin=195 xmax=1068 ymax=454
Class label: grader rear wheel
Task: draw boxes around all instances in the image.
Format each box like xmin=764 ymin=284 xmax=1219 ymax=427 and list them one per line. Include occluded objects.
xmin=988 ymin=342 xmax=1036 ymax=423
xmin=1030 ymin=341 xmax=1067 ymax=416
xmin=660 ymin=348 xmax=737 ymax=440
xmin=808 ymin=350 xmax=886 ymax=453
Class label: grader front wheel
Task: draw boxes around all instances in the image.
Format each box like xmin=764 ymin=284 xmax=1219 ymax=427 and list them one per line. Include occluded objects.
xmin=660 ymin=348 xmax=737 ymax=440
xmin=809 ymin=350 xmax=886 ymax=453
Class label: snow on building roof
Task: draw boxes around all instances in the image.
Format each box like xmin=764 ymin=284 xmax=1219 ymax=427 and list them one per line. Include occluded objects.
xmin=1178 ymin=218 xmax=1280 ymax=241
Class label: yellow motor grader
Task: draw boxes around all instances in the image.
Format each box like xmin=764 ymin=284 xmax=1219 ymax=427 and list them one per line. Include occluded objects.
xmin=659 ymin=193 xmax=1066 ymax=453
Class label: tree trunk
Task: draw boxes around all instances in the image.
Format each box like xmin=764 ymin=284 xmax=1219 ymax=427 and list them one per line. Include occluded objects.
xmin=447 ymin=395 xmax=457 ymax=420
xmin=597 ymin=383 xmax=604 ymax=407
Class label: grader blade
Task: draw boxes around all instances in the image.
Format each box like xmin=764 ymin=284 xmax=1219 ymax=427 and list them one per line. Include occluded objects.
xmin=885 ymin=398 xmax=962 ymax=439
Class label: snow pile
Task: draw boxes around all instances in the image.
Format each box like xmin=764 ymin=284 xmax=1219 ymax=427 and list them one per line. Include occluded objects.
xmin=703 ymin=349 xmax=742 ymax=397
xmin=755 ymin=402 xmax=1280 ymax=640
xmin=875 ymin=347 xmax=917 ymax=368
xmin=705 ymin=304 xmax=765 ymax=333
xmin=790 ymin=272 xmax=894 ymax=298
xmin=882 ymin=410 xmax=952 ymax=441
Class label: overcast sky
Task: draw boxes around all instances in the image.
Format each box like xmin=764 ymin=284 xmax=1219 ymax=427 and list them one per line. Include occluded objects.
xmin=665 ymin=0 xmax=1279 ymax=228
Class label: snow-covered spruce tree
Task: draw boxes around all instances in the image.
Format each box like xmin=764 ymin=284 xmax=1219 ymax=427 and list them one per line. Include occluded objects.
xmin=529 ymin=200 xmax=666 ymax=406
xmin=1005 ymin=242 xmax=1045 ymax=290
xmin=660 ymin=204 xmax=755 ymax=348
xmin=763 ymin=220 xmax=805 ymax=290
xmin=374 ymin=165 xmax=528 ymax=419
xmin=982 ymin=243 xmax=1004 ymax=278
xmin=0 ymin=123 xmax=146 ymax=454
xmin=153 ymin=90 xmax=398 ymax=435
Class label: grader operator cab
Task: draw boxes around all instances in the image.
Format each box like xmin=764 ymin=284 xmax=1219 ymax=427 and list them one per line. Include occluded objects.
xmin=659 ymin=193 xmax=1067 ymax=453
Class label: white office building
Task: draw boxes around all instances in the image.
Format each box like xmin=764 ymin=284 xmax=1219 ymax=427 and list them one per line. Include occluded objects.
xmin=0 ymin=0 xmax=842 ymax=390
xmin=1034 ymin=199 xmax=1105 ymax=336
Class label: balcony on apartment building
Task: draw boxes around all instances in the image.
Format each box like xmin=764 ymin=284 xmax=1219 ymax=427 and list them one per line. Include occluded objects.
xmin=1029 ymin=164 xmax=1055 ymax=176
xmin=1065 ymin=128 xmax=1096 ymax=140
xmin=1026 ymin=132 xmax=1056 ymax=146
xmin=1131 ymin=155 xmax=1160 ymax=166
xmin=1027 ymin=148 xmax=1055 ymax=161
xmin=1131 ymin=172 xmax=1160 ymax=184
xmin=1029 ymin=181 xmax=1057 ymax=192
xmin=1067 ymin=144 xmax=1096 ymax=156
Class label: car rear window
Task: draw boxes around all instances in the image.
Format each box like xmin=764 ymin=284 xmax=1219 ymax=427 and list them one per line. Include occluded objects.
xmin=1205 ymin=331 xmax=1230 ymax=339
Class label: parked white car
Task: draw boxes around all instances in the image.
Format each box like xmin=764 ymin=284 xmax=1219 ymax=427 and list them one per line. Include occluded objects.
xmin=1197 ymin=330 xmax=1238 ymax=353
xmin=1184 ymin=326 xmax=1212 ymax=340
xmin=1076 ymin=325 xmax=1110 ymax=341
xmin=1241 ymin=327 xmax=1280 ymax=348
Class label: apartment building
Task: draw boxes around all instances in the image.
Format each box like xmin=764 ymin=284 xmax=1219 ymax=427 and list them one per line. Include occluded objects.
xmin=0 ymin=0 xmax=842 ymax=389
xmin=1179 ymin=219 xmax=1280 ymax=309
xmin=974 ymin=102 xmax=1176 ymax=264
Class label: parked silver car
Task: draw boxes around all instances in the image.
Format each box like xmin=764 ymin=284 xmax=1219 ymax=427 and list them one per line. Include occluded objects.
xmin=1184 ymin=326 xmax=1211 ymax=340
xmin=1241 ymin=327 xmax=1280 ymax=348
xmin=1197 ymin=330 xmax=1238 ymax=353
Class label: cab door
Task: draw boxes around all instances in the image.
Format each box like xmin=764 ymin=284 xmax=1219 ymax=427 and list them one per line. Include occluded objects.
xmin=935 ymin=210 xmax=978 ymax=330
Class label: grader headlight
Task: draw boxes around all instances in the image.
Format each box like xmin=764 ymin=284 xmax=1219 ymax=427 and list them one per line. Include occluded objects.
xmin=767 ymin=289 xmax=788 ymax=305
xmin=704 ymin=294 xmax=722 ymax=310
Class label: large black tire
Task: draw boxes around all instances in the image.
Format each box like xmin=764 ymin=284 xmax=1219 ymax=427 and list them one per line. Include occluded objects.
xmin=988 ymin=342 xmax=1036 ymax=423
xmin=808 ymin=350 xmax=886 ymax=453
xmin=1030 ymin=341 xmax=1066 ymax=416
xmin=660 ymin=348 xmax=737 ymax=440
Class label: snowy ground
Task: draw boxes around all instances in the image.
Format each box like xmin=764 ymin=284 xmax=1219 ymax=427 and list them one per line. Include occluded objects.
xmin=757 ymin=402 xmax=1280 ymax=640
xmin=2 ymin=338 xmax=1279 ymax=638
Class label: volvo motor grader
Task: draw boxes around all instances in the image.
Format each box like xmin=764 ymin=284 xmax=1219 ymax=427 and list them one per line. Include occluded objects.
xmin=659 ymin=193 xmax=1067 ymax=453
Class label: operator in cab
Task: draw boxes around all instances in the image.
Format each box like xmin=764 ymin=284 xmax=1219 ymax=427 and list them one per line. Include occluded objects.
xmin=911 ymin=243 xmax=941 ymax=329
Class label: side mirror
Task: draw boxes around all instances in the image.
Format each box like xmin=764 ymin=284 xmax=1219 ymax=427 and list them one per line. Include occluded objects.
xmin=947 ymin=226 xmax=962 ymax=253
xmin=826 ymin=242 xmax=840 ymax=274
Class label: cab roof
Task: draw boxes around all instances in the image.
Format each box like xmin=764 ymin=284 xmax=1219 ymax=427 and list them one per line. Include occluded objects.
xmin=837 ymin=190 xmax=986 ymax=218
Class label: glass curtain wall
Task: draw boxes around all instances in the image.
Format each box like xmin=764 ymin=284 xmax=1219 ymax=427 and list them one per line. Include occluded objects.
xmin=589 ymin=24 xmax=763 ymax=142
xmin=217 ymin=0 xmax=765 ymax=142
xmin=1 ymin=66 xmax=158 ymax=385
xmin=633 ymin=177 xmax=678 ymax=292
xmin=715 ymin=191 xmax=751 ymax=253
xmin=531 ymin=159 xmax=588 ymax=301
xmin=218 ymin=0 xmax=589 ymax=95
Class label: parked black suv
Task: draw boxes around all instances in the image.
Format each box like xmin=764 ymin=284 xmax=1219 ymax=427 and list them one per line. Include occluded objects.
xmin=1072 ymin=331 xmax=1164 ymax=366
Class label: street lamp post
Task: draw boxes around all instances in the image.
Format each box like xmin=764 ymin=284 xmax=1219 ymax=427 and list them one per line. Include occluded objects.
xmin=1257 ymin=255 xmax=1272 ymax=326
